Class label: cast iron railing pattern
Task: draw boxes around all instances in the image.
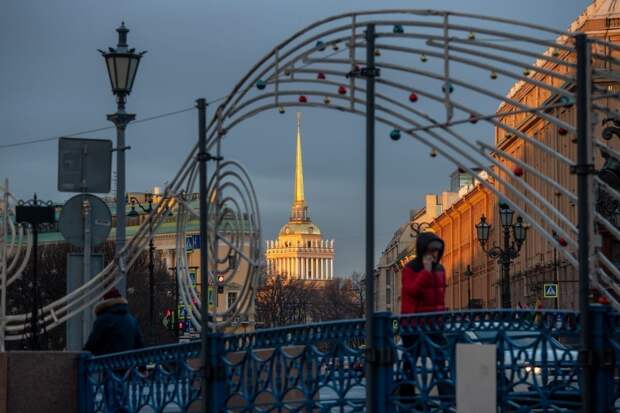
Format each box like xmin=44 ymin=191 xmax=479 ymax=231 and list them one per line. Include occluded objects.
xmin=80 ymin=309 xmax=619 ymax=412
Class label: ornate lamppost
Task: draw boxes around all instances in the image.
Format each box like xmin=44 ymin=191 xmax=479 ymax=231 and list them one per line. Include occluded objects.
xmin=476 ymin=202 xmax=527 ymax=308
xmin=127 ymin=194 xmax=155 ymax=340
xmin=127 ymin=194 xmax=174 ymax=342
xmin=597 ymin=119 xmax=620 ymax=226
xmin=464 ymin=265 xmax=474 ymax=308
xmin=99 ymin=23 xmax=146 ymax=294
xmin=15 ymin=194 xmax=55 ymax=350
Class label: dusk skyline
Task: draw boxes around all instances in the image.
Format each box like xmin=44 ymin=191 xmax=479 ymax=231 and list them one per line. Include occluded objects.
xmin=1 ymin=0 xmax=590 ymax=277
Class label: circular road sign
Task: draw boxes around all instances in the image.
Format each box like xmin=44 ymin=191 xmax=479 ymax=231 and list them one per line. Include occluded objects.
xmin=59 ymin=193 xmax=112 ymax=248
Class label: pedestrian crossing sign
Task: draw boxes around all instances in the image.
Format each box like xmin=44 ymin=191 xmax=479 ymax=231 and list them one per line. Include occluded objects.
xmin=543 ymin=283 xmax=558 ymax=298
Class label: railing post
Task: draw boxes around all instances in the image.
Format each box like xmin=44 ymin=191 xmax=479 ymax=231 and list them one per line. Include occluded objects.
xmin=590 ymin=304 xmax=613 ymax=412
xmin=207 ymin=333 xmax=227 ymax=412
xmin=370 ymin=312 xmax=394 ymax=412
xmin=77 ymin=352 xmax=93 ymax=413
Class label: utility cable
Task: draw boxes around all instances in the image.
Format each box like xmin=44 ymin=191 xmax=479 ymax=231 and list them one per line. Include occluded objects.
xmin=0 ymin=94 xmax=230 ymax=150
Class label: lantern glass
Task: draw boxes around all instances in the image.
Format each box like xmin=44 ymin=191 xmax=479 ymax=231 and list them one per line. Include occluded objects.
xmin=476 ymin=216 xmax=490 ymax=243
xmin=126 ymin=55 xmax=140 ymax=93
xmin=513 ymin=217 xmax=526 ymax=243
xmin=500 ymin=206 xmax=514 ymax=227
xmin=105 ymin=56 xmax=117 ymax=92
xmin=104 ymin=53 xmax=141 ymax=95
xmin=116 ymin=55 xmax=130 ymax=91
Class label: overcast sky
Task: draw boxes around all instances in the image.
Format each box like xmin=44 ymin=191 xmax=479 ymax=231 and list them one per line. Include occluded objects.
xmin=1 ymin=0 xmax=590 ymax=276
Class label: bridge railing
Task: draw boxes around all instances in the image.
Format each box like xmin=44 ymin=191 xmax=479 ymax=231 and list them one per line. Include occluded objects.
xmin=79 ymin=307 xmax=620 ymax=412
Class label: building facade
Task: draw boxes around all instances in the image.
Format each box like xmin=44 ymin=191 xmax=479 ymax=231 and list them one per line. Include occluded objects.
xmin=375 ymin=170 xmax=486 ymax=313
xmin=379 ymin=0 xmax=620 ymax=312
xmin=265 ymin=113 xmax=335 ymax=281
xmin=39 ymin=189 xmax=256 ymax=335
xmin=481 ymin=0 xmax=620 ymax=309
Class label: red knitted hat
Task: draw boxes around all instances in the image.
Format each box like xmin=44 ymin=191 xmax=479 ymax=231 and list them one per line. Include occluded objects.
xmin=103 ymin=288 xmax=122 ymax=300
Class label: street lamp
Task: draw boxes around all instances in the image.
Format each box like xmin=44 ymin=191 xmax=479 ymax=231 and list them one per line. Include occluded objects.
xmin=99 ymin=22 xmax=146 ymax=295
xmin=127 ymin=194 xmax=173 ymax=343
xmin=463 ymin=265 xmax=474 ymax=308
xmin=127 ymin=194 xmax=155 ymax=342
xmin=475 ymin=204 xmax=527 ymax=308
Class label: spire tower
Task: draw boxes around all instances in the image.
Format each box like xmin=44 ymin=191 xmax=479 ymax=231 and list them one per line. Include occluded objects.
xmin=265 ymin=111 xmax=335 ymax=281
xmin=291 ymin=112 xmax=309 ymax=222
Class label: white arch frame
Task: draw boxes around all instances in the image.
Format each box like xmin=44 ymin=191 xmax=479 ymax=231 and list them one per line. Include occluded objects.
xmin=4 ymin=8 xmax=620 ymax=342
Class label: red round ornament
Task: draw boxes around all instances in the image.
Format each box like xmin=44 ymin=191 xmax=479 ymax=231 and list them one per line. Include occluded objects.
xmin=469 ymin=113 xmax=478 ymax=124
xmin=513 ymin=167 xmax=524 ymax=177
xmin=597 ymin=295 xmax=610 ymax=305
xmin=317 ymin=72 xmax=326 ymax=80
xmin=558 ymin=238 xmax=568 ymax=247
xmin=558 ymin=127 xmax=568 ymax=136
xmin=409 ymin=92 xmax=418 ymax=102
xmin=298 ymin=95 xmax=308 ymax=103
xmin=338 ymin=85 xmax=347 ymax=95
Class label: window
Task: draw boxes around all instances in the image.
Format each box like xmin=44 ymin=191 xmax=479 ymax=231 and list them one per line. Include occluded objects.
xmin=227 ymin=292 xmax=238 ymax=309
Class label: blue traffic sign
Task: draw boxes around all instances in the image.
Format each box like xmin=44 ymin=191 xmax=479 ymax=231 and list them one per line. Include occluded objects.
xmin=543 ymin=283 xmax=558 ymax=298
xmin=185 ymin=234 xmax=201 ymax=251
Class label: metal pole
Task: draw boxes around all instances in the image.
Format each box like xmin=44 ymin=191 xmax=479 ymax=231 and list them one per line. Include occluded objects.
xmin=108 ymin=97 xmax=135 ymax=297
xmin=364 ymin=23 xmax=377 ymax=413
xmin=502 ymin=226 xmax=512 ymax=308
xmin=554 ymin=248 xmax=559 ymax=309
xmin=575 ymin=32 xmax=593 ymax=413
xmin=115 ymin=120 xmax=127 ymax=295
xmin=30 ymin=195 xmax=39 ymax=350
xmin=468 ymin=274 xmax=471 ymax=309
xmin=169 ymin=266 xmax=180 ymax=340
xmin=149 ymin=205 xmax=155 ymax=344
xmin=1 ymin=179 xmax=8 ymax=351
xmin=82 ymin=198 xmax=91 ymax=347
xmin=197 ymin=98 xmax=210 ymax=413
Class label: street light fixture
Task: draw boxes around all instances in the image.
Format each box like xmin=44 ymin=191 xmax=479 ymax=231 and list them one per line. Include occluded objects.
xmin=127 ymin=195 xmax=155 ymax=342
xmin=99 ymin=23 xmax=146 ymax=103
xmin=99 ymin=22 xmax=146 ymax=296
xmin=463 ymin=265 xmax=474 ymax=309
xmin=126 ymin=194 xmax=173 ymax=343
xmin=475 ymin=215 xmax=491 ymax=245
xmin=476 ymin=204 xmax=527 ymax=308
xmin=499 ymin=204 xmax=514 ymax=227
xmin=513 ymin=216 xmax=527 ymax=248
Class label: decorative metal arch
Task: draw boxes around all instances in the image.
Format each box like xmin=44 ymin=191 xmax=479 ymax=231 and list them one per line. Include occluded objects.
xmin=197 ymin=9 xmax=619 ymax=314
xmin=3 ymin=11 xmax=620 ymax=365
xmin=0 ymin=180 xmax=33 ymax=350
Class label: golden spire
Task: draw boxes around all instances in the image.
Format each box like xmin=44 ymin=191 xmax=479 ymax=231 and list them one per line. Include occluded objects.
xmin=294 ymin=112 xmax=305 ymax=203
xmin=291 ymin=112 xmax=309 ymax=222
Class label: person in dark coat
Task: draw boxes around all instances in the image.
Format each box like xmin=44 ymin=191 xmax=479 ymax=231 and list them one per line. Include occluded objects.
xmin=84 ymin=288 xmax=144 ymax=355
xmin=399 ymin=231 xmax=451 ymax=404
xmin=401 ymin=232 xmax=446 ymax=315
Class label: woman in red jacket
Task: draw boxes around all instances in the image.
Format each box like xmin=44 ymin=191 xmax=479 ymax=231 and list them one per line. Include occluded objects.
xmin=399 ymin=232 xmax=451 ymax=404
xmin=401 ymin=232 xmax=446 ymax=315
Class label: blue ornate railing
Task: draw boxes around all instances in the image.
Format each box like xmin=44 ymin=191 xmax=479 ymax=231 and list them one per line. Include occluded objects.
xmin=79 ymin=307 xmax=620 ymax=412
